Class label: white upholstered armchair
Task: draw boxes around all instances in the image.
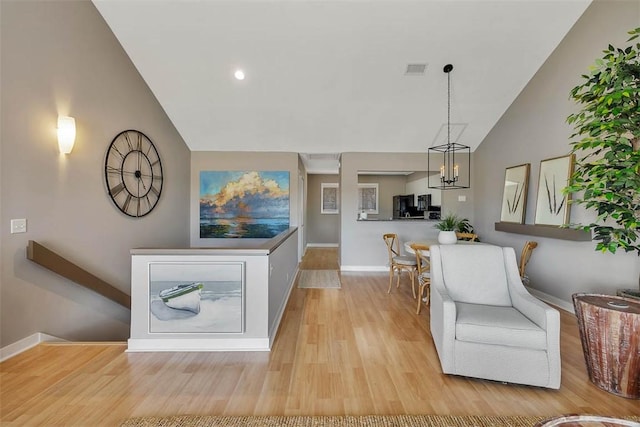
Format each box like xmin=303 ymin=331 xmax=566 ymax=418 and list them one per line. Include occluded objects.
xmin=429 ymin=244 xmax=561 ymax=389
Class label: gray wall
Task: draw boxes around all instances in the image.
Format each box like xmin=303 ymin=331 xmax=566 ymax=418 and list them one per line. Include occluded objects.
xmin=358 ymin=174 xmax=406 ymax=219
xmin=297 ymin=156 xmax=308 ymax=259
xmin=306 ymin=174 xmax=340 ymax=245
xmin=473 ymin=0 xmax=640 ymax=304
xmin=0 ymin=1 xmax=191 ymax=347
xmin=340 ymin=152 xmax=474 ymax=268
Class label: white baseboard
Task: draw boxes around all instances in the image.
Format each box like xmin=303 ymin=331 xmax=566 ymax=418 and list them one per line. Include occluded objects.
xmin=341 ymin=265 xmax=388 ymax=272
xmin=526 ymin=287 xmax=575 ymax=314
xmin=0 ymin=333 xmax=66 ymax=362
xmin=306 ymin=243 xmax=339 ymax=248
xmin=126 ymin=338 xmax=270 ymax=352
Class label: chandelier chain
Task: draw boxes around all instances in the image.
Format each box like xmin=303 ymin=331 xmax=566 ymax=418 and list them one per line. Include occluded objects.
xmin=428 ymin=63 xmax=470 ymax=190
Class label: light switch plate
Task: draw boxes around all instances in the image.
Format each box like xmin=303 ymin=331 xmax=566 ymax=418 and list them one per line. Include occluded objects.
xmin=11 ymin=218 xmax=27 ymax=234
xmin=458 ymin=195 xmax=467 ymax=202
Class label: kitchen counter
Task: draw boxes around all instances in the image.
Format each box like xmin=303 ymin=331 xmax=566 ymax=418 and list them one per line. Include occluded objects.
xmin=343 ymin=218 xmax=440 ymax=270
xmin=357 ymin=217 xmax=438 ymax=222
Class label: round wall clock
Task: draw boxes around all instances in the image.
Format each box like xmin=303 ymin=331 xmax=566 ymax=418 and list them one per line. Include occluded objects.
xmin=104 ymin=129 xmax=163 ymax=218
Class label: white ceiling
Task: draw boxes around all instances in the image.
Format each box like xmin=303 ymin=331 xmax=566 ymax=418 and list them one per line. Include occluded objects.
xmin=93 ymin=0 xmax=590 ymax=173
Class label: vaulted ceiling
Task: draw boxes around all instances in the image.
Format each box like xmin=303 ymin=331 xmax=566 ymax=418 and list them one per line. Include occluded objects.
xmin=93 ymin=0 xmax=591 ymax=172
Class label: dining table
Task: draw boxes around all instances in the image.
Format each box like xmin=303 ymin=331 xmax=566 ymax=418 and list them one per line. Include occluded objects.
xmin=404 ymin=239 xmax=485 ymax=255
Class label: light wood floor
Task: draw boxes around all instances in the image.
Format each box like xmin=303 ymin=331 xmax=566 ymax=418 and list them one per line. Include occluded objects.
xmin=1 ymin=248 xmax=638 ymax=426
xmin=298 ymin=246 xmax=340 ymax=270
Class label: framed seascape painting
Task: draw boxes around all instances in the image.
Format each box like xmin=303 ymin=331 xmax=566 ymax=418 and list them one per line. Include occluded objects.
xmin=321 ymin=183 xmax=339 ymax=214
xmin=500 ymin=163 xmax=530 ymax=224
xmin=149 ymin=262 xmax=244 ymax=334
xmin=200 ymin=171 xmax=290 ymax=238
xmin=534 ymin=154 xmax=575 ymax=226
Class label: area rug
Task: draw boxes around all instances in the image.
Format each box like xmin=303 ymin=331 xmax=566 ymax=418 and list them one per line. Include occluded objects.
xmin=297 ymin=270 xmax=341 ymax=289
xmin=120 ymin=414 xmax=551 ymax=427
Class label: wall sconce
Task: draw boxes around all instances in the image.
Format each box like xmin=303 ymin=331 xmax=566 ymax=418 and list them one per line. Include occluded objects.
xmin=57 ymin=116 xmax=76 ymax=154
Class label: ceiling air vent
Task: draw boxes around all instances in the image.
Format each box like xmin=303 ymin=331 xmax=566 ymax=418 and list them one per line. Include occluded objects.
xmin=405 ymin=63 xmax=427 ymax=75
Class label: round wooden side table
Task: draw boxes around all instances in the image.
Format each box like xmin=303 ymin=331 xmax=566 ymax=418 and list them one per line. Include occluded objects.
xmin=572 ymin=293 xmax=640 ymax=399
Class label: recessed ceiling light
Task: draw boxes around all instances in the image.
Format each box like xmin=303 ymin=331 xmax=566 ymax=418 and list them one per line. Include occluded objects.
xmin=234 ymin=69 xmax=245 ymax=80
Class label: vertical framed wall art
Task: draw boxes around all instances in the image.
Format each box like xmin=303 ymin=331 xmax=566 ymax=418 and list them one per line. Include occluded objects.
xmin=500 ymin=163 xmax=530 ymax=224
xmin=321 ymin=183 xmax=339 ymax=214
xmin=357 ymin=183 xmax=379 ymax=214
xmin=534 ymin=154 xmax=575 ymax=226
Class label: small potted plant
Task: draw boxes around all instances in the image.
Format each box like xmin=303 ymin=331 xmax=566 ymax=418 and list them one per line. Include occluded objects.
xmin=457 ymin=218 xmax=475 ymax=234
xmin=435 ymin=213 xmax=460 ymax=244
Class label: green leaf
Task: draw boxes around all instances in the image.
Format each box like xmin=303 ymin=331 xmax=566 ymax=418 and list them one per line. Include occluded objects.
xmin=567 ymin=26 xmax=640 ymax=256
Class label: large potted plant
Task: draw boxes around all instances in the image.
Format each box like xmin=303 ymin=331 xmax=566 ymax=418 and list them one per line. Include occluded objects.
xmin=565 ymin=27 xmax=640 ymax=286
xmin=566 ymin=30 xmax=640 ymax=397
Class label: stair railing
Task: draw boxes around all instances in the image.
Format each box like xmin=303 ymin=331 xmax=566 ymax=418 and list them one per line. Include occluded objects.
xmin=27 ymin=240 xmax=131 ymax=309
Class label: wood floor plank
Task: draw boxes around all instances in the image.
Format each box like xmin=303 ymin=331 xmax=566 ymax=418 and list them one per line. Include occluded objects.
xmin=1 ymin=248 xmax=638 ymax=426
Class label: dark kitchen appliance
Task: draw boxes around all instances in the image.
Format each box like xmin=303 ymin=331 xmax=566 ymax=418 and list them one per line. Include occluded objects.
xmin=417 ymin=194 xmax=431 ymax=212
xmin=393 ymin=194 xmax=415 ymax=219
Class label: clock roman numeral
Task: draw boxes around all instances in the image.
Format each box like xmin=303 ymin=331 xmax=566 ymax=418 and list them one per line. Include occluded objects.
xmin=123 ymin=194 xmax=132 ymax=213
xmin=123 ymin=132 xmax=134 ymax=151
xmin=150 ymin=185 xmax=160 ymax=197
xmin=110 ymin=182 xmax=125 ymax=197
xmin=110 ymin=145 xmax=125 ymax=159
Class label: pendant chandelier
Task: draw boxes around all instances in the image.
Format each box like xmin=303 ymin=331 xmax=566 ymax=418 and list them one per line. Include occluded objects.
xmin=428 ymin=64 xmax=470 ymax=190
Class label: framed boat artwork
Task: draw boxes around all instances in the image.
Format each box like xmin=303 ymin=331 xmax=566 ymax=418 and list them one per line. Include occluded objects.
xmin=149 ymin=262 xmax=244 ymax=333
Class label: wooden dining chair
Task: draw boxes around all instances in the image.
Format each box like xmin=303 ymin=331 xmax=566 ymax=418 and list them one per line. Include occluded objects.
xmin=455 ymin=232 xmax=479 ymax=242
xmin=383 ymin=233 xmax=417 ymax=296
xmin=519 ymin=241 xmax=538 ymax=285
xmin=410 ymin=243 xmax=431 ymax=314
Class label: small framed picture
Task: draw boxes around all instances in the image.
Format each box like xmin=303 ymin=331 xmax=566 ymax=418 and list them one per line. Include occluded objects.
xmin=358 ymin=183 xmax=379 ymax=214
xmin=321 ymin=183 xmax=339 ymax=214
xmin=500 ymin=163 xmax=530 ymax=224
xmin=534 ymin=154 xmax=575 ymax=226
